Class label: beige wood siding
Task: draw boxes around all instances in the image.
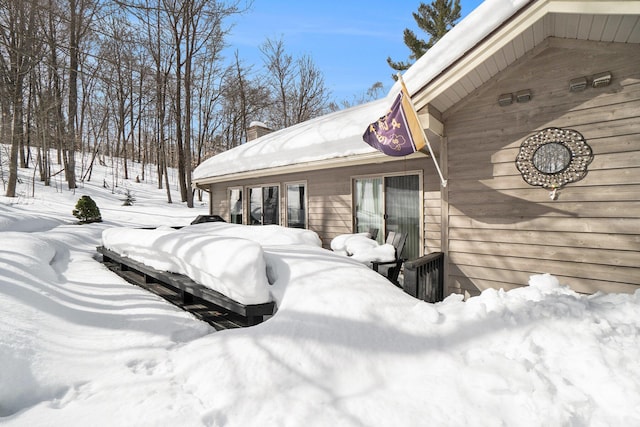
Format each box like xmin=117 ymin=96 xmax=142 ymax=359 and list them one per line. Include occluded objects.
xmin=442 ymin=38 xmax=640 ymax=296
xmin=206 ymin=159 xmax=442 ymax=252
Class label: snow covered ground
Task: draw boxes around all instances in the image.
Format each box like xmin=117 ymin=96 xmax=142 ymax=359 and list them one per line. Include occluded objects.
xmin=1 ymin=157 xmax=640 ymax=426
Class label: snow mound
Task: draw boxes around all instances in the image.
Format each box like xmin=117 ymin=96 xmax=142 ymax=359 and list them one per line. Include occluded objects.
xmin=187 ymin=222 xmax=322 ymax=247
xmin=101 ymin=223 xmax=323 ymax=305
xmin=330 ymin=232 xmax=396 ymax=264
xmin=102 ymin=226 xmax=272 ymax=304
xmin=0 ymin=207 xmax=64 ymax=232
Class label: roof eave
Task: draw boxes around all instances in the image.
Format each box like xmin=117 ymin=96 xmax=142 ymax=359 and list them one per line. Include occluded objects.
xmin=192 ymin=150 xmax=429 ymax=187
xmin=413 ymin=0 xmax=640 ymax=111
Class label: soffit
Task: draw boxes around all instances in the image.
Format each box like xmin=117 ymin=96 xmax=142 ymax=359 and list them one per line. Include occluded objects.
xmin=414 ymin=0 xmax=640 ymax=113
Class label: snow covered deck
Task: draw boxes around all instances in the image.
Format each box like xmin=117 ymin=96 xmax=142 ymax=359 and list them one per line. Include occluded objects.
xmin=97 ymin=246 xmax=275 ymax=328
xmin=98 ymin=222 xmax=324 ymax=328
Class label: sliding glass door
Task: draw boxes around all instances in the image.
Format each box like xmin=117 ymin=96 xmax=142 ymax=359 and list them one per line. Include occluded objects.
xmin=354 ymin=174 xmax=421 ymax=260
xmin=354 ymin=177 xmax=383 ymax=241
xmin=249 ymin=186 xmax=279 ymax=225
xmin=384 ymin=175 xmax=420 ymax=261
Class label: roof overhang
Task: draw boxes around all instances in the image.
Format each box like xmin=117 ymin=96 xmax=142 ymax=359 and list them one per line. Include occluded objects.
xmin=193 ymin=0 xmax=640 ymax=188
xmin=413 ymin=0 xmax=640 ymax=113
xmin=193 ymin=150 xmax=429 ymax=188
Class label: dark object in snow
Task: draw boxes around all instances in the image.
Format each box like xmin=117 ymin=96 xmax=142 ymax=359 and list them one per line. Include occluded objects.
xmin=372 ymin=231 xmax=407 ymax=286
xmin=403 ymin=252 xmax=444 ymax=303
xmin=96 ymin=246 xmax=275 ymax=329
xmin=73 ymin=196 xmax=102 ymax=224
xmin=190 ymin=215 xmax=226 ymax=224
xmin=122 ymin=189 xmax=136 ymax=206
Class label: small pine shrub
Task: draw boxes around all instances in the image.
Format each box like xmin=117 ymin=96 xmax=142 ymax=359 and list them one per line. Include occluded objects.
xmin=122 ymin=189 xmax=136 ymax=206
xmin=72 ymin=195 xmax=102 ymax=224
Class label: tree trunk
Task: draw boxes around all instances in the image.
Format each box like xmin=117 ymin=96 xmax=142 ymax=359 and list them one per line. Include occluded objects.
xmin=66 ymin=0 xmax=79 ymax=190
xmin=6 ymin=80 xmax=24 ymax=197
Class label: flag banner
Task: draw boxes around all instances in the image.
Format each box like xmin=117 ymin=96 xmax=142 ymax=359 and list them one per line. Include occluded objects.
xmin=362 ymin=85 xmax=426 ymax=157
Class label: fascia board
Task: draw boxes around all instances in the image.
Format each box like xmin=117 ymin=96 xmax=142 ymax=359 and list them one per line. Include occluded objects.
xmin=192 ymin=151 xmax=427 ymax=187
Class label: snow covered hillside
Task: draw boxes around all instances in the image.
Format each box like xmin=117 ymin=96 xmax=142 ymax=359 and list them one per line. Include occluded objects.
xmin=1 ymin=154 xmax=639 ymax=426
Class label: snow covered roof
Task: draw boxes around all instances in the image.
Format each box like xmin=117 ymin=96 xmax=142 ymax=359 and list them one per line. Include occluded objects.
xmin=192 ymin=99 xmax=387 ymax=184
xmin=193 ymin=0 xmax=531 ymax=184
xmin=193 ymin=0 xmax=638 ymax=184
xmin=397 ymin=0 xmax=532 ymax=99
xmin=248 ymin=120 xmax=268 ymax=128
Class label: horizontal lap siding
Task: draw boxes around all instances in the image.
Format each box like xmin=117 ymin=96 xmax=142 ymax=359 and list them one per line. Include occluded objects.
xmin=310 ymin=160 xmax=439 ymax=249
xmin=443 ymin=39 xmax=640 ymax=297
xmin=208 ymin=158 xmax=441 ymax=251
xmin=425 ymin=182 xmax=442 ymax=252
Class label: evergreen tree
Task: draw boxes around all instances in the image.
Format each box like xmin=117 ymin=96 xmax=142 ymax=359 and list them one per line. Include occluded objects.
xmin=387 ymin=0 xmax=462 ymax=74
xmin=122 ymin=189 xmax=136 ymax=206
xmin=72 ymin=196 xmax=102 ymax=224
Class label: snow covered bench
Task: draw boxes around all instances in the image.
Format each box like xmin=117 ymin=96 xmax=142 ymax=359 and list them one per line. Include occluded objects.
xmin=97 ymin=245 xmax=275 ymax=326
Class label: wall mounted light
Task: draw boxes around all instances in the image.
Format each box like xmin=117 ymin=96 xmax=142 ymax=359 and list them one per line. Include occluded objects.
xmin=569 ymin=76 xmax=588 ymax=92
xmin=516 ymin=89 xmax=532 ymax=103
xmin=498 ymin=93 xmax=513 ymax=106
xmin=592 ymin=71 xmax=612 ymax=88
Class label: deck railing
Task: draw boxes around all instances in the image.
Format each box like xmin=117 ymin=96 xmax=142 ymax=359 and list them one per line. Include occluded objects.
xmin=403 ymin=252 xmax=444 ymax=303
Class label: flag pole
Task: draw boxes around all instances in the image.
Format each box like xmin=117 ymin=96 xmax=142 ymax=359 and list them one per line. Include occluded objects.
xmin=397 ymin=73 xmax=448 ymax=188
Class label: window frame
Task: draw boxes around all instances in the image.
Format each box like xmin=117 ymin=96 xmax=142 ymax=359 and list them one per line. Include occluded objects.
xmin=284 ymin=181 xmax=308 ymax=229
xmin=351 ymin=170 xmax=424 ymax=257
xmin=227 ymin=186 xmax=244 ymax=224
xmin=247 ymin=183 xmax=281 ymax=225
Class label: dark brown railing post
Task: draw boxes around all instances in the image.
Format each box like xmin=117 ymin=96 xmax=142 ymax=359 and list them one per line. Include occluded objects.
xmin=403 ymin=252 xmax=444 ymax=303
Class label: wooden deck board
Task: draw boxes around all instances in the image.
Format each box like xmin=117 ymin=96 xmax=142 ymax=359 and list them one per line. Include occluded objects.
xmin=97 ymin=247 xmax=275 ymax=329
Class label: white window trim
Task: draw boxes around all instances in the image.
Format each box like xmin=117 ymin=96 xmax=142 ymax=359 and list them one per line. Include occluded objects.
xmin=284 ymin=180 xmax=308 ymax=229
xmin=227 ymin=186 xmax=243 ymax=224
xmin=246 ymin=183 xmax=281 ymax=225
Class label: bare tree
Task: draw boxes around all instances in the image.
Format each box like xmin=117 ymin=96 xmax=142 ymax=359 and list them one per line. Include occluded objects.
xmin=100 ymin=13 xmax=136 ymax=181
xmin=260 ymin=37 xmax=330 ymax=130
xmin=292 ymin=54 xmax=330 ymax=123
xmin=260 ymin=38 xmax=293 ymax=129
xmin=0 ymin=0 xmax=43 ymax=197
xmin=65 ymin=0 xmax=99 ymax=190
xmin=1 ymin=0 xmax=335 ymax=204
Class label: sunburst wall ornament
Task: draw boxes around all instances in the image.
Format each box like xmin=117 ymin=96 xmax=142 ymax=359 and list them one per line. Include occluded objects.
xmin=516 ymin=127 xmax=593 ymax=200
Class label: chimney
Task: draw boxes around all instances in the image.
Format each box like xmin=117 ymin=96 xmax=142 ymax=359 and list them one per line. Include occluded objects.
xmin=247 ymin=121 xmax=272 ymax=142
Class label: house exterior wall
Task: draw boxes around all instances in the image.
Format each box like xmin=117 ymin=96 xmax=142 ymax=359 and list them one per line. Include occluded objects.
xmin=207 ymin=158 xmax=442 ymax=252
xmin=442 ymin=38 xmax=640 ymax=296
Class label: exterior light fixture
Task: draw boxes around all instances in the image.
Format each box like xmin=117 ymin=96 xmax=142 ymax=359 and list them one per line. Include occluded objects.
xmin=515 ymin=89 xmax=532 ymax=103
xmin=569 ymin=77 xmax=588 ymax=92
xmin=498 ymin=93 xmax=513 ymax=106
xmin=592 ymin=71 xmax=612 ymax=88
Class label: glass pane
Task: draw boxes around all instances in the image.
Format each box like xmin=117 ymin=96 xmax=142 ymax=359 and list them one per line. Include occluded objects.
xmin=385 ymin=175 xmax=420 ymax=260
xmin=229 ymin=188 xmax=243 ymax=224
xmin=287 ymin=184 xmax=306 ymax=228
xmin=354 ymin=177 xmax=383 ymax=244
xmin=263 ymin=186 xmax=279 ymax=225
xmin=533 ymin=142 xmax=571 ymax=174
xmin=249 ymin=187 xmax=262 ymax=224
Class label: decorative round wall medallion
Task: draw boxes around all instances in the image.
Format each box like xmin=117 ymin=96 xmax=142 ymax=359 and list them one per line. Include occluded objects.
xmin=516 ymin=127 xmax=593 ymax=191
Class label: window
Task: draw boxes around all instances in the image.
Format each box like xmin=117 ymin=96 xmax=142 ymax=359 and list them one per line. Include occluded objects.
xmin=353 ymin=173 xmax=422 ymax=260
xmin=249 ymin=185 xmax=279 ymax=225
xmin=286 ymin=182 xmax=307 ymax=228
xmin=354 ymin=177 xmax=383 ymax=239
xmin=228 ymin=188 xmax=243 ymax=224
